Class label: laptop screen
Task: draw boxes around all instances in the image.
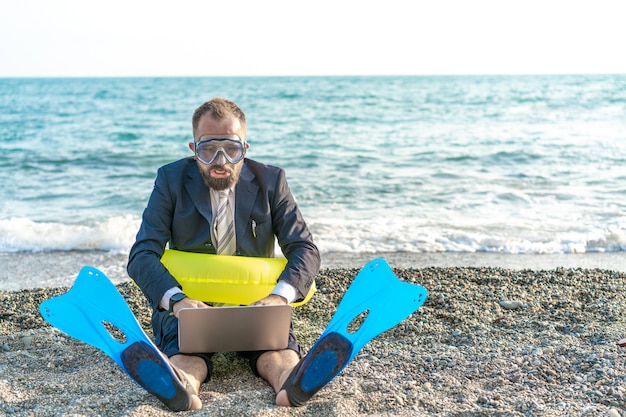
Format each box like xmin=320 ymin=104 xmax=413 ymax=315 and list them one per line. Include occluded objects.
xmin=178 ymin=305 xmax=292 ymax=353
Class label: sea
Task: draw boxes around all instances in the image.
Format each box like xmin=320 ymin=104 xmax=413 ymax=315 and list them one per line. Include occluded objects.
xmin=1 ymin=75 xmax=625 ymax=290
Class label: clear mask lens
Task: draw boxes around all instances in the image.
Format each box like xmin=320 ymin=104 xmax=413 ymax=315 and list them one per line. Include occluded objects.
xmin=195 ymin=138 xmax=245 ymax=165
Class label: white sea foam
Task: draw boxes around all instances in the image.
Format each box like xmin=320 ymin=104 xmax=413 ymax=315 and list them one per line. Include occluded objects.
xmin=0 ymin=216 xmax=140 ymax=253
xmin=1 ymin=215 xmax=623 ymax=255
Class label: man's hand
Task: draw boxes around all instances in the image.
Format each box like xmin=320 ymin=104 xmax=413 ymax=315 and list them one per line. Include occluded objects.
xmin=172 ymin=297 xmax=210 ymax=318
xmin=251 ymin=294 xmax=288 ymax=306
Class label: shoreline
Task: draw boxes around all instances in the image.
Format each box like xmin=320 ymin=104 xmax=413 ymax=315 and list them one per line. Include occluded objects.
xmin=1 ymin=251 xmax=625 ymax=291
xmin=1 ymin=265 xmax=625 ymax=416
xmin=322 ymin=251 xmax=626 ymax=272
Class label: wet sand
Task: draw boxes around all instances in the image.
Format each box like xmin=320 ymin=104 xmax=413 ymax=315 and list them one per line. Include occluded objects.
xmin=2 ymin=251 xmax=625 ymax=291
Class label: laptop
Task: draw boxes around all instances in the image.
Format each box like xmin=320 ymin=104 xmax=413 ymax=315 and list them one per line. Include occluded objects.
xmin=177 ymin=304 xmax=293 ymax=353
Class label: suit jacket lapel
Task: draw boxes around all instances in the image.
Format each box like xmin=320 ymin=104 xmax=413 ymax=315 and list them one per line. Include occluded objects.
xmin=183 ymin=160 xmax=213 ymax=225
xmin=235 ymin=163 xmax=258 ymax=242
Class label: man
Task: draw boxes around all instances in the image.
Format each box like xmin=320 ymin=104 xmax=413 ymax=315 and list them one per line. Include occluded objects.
xmin=127 ymin=97 xmax=320 ymax=411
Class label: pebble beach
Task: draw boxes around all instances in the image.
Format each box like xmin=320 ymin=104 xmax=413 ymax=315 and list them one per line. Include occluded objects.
xmin=2 ymin=263 xmax=626 ymax=416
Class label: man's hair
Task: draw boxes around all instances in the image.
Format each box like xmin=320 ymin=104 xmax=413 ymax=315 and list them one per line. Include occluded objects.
xmin=192 ymin=97 xmax=247 ymax=137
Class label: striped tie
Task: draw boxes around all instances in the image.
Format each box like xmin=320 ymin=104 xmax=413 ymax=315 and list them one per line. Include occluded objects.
xmin=215 ymin=189 xmax=236 ymax=256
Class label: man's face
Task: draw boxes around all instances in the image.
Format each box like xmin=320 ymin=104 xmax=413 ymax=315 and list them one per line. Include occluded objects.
xmin=190 ymin=114 xmax=247 ymax=190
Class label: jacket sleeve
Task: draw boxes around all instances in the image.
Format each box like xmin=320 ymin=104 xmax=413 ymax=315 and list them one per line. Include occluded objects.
xmin=270 ymin=169 xmax=321 ymax=302
xmin=127 ymin=166 xmax=181 ymax=310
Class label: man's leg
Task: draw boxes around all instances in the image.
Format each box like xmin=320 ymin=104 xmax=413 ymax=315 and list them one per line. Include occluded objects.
xmin=255 ymin=349 xmax=300 ymax=406
xmin=169 ymin=354 xmax=208 ymax=410
xmin=152 ymin=309 xmax=213 ymax=410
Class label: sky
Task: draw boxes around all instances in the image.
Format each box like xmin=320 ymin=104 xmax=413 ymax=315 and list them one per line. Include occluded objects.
xmin=1 ymin=0 xmax=625 ymax=77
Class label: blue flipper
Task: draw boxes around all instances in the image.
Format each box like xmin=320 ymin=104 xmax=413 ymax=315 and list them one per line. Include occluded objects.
xmin=39 ymin=266 xmax=195 ymax=411
xmin=282 ymin=258 xmax=428 ymax=406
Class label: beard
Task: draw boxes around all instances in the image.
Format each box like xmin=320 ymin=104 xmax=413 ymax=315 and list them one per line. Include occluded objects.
xmin=199 ymin=161 xmax=243 ymax=190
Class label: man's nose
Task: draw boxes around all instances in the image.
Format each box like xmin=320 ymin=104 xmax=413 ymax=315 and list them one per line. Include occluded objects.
xmin=214 ymin=151 xmax=227 ymax=165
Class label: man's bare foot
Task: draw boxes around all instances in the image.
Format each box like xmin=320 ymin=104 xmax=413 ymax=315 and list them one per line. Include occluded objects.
xmin=276 ymin=389 xmax=291 ymax=407
xmin=172 ymin=366 xmax=203 ymax=410
xmin=169 ymin=355 xmax=207 ymax=410
xmin=274 ymin=366 xmax=295 ymax=406
xmin=189 ymin=394 xmax=202 ymax=410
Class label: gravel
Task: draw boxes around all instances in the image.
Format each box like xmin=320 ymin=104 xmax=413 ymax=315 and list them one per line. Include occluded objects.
xmin=1 ymin=266 xmax=626 ymax=416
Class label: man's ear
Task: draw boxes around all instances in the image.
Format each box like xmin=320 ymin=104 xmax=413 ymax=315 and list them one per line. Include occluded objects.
xmin=188 ymin=142 xmax=195 ymax=152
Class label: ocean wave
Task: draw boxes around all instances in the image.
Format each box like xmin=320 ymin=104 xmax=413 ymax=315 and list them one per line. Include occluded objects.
xmin=1 ymin=216 xmax=623 ymax=255
xmin=0 ymin=216 xmax=140 ymax=253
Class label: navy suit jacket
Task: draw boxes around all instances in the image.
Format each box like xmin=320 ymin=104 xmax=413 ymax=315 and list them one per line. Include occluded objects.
xmin=127 ymin=157 xmax=320 ymax=310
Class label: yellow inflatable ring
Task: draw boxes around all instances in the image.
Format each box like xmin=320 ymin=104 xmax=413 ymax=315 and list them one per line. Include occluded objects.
xmin=160 ymin=249 xmax=315 ymax=307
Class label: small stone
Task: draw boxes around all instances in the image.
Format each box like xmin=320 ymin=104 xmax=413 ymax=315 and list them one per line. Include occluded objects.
xmin=2 ymin=343 xmax=9 ymax=352
xmin=607 ymin=409 xmax=621 ymax=417
xmin=499 ymin=300 xmax=523 ymax=310
xmin=581 ymin=405 xmax=595 ymax=415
